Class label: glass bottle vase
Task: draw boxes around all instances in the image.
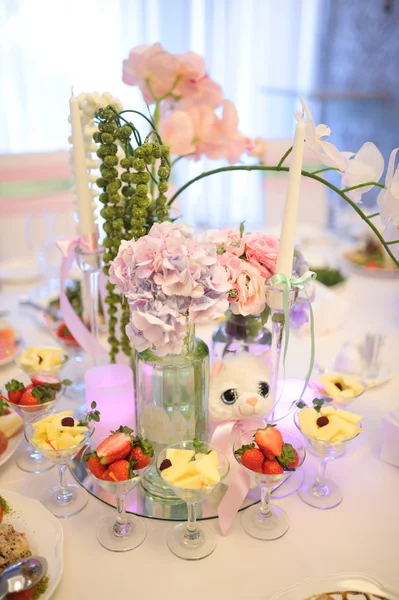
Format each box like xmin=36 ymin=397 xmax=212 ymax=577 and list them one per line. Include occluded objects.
xmin=134 ymin=325 xmax=209 ymax=498
xmin=211 ymin=311 xmax=272 ymax=361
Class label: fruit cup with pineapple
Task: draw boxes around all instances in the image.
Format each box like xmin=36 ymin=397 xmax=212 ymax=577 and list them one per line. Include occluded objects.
xmin=234 ymin=425 xmax=306 ymax=540
xmin=25 ymin=405 xmax=98 ymax=517
xmin=82 ymin=426 xmax=154 ymax=552
xmin=157 ymin=440 xmax=229 ymax=561
xmin=3 ymin=374 xmax=72 ymax=473
xmin=294 ymin=400 xmax=363 ymax=509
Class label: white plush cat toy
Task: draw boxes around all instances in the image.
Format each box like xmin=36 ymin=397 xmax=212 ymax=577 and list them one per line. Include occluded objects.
xmin=209 ymin=353 xmax=274 ymax=535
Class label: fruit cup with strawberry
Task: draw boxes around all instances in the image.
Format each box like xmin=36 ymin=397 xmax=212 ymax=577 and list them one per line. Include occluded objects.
xmin=2 ymin=375 xmax=72 ymax=474
xmin=82 ymin=426 xmax=154 ymax=553
xmin=234 ymin=425 xmax=306 ymax=541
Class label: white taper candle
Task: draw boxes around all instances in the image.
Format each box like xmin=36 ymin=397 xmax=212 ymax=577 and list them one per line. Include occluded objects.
xmin=275 ymin=117 xmax=306 ymax=276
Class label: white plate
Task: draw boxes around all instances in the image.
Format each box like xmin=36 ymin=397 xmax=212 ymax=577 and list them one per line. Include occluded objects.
xmin=269 ymin=572 xmax=399 ymax=599
xmin=0 ymin=488 xmax=64 ymax=599
xmin=0 ymin=429 xmax=23 ymax=468
xmin=0 ymin=337 xmax=22 ymax=367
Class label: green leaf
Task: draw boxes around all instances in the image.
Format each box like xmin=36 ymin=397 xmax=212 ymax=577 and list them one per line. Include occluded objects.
xmin=61 ymin=379 xmax=73 ymax=386
xmin=276 ymin=443 xmax=296 ymax=469
xmin=239 ymin=221 xmax=245 ymax=238
xmin=5 ymin=379 xmax=24 ymax=392
xmin=234 ymin=443 xmax=255 ymax=456
xmin=193 ymin=438 xmax=211 ymax=454
xmin=313 ymin=398 xmax=325 ymax=413
xmin=91 ymin=401 xmax=97 ymax=409
xmin=296 ymin=401 xmax=306 ymax=409
xmin=32 ymin=385 xmax=56 ymax=404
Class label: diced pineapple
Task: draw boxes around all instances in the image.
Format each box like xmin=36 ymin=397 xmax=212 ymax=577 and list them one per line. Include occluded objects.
xmin=57 ymin=433 xmax=75 ymax=449
xmin=177 ymin=474 xmax=209 ymax=489
xmin=195 ymin=458 xmax=220 ymax=485
xmin=316 ymin=420 xmax=342 ymax=441
xmin=162 ymin=462 xmax=197 ymax=484
xmin=335 ymin=409 xmax=362 ymax=425
xmin=166 ymin=449 xmax=195 ymax=464
xmin=337 ymin=419 xmax=360 ymax=440
xmin=195 ymin=450 xmax=219 ymax=467
xmin=56 ymin=425 xmax=87 ymax=437
xmin=320 ymin=406 xmax=336 ymax=416
xmin=298 ymin=408 xmax=319 ymax=437
xmin=33 ymin=411 xmax=73 ymax=428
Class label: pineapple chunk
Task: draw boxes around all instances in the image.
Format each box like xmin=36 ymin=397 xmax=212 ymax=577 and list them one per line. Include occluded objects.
xmin=195 ymin=458 xmax=220 ymax=485
xmin=316 ymin=420 xmax=342 ymax=441
xmin=320 ymin=406 xmax=336 ymax=416
xmin=57 ymin=433 xmax=75 ymax=449
xmin=162 ymin=462 xmax=197 ymax=484
xmin=177 ymin=474 xmax=209 ymax=489
xmin=195 ymin=450 xmax=219 ymax=467
xmin=335 ymin=408 xmax=362 ymax=425
xmin=33 ymin=411 xmax=73 ymax=428
xmin=56 ymin=425 xmax=88 ymax=437
xmin=298 ymin=408 xmax=319 ymax=437
xmin=166 ymin=449 xmax=194 ymax=464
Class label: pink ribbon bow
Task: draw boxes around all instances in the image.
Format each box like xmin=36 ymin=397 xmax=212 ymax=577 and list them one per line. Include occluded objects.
xmin=57 ymin=237 xmax=108 ymax=359
xmin=210 ymin=416 xmax=265 ymax=535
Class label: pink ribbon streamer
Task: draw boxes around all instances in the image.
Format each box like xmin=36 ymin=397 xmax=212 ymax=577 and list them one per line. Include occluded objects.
xmin=210 ymin=416 xmax=265 ymax=535
xmin=57 ymin=237 xmax=107 ymax=359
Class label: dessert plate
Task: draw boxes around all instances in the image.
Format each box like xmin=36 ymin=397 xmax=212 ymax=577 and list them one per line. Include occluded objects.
xmin=268 ymin=572 xmax=399 ymax=599
xmin=0 ymin=488 xmax=64 ymax=599
xmin=0 ymin=429 xmax=23 ymax=468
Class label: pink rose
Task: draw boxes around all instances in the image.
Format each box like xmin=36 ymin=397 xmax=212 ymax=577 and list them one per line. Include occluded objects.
xmin=231 ymin=262 xmax=266 ymax=316
xmin=218 ymin=252 xmax=242 ymax=284
xmin=245 ymin=233 xmax=279 ymax=279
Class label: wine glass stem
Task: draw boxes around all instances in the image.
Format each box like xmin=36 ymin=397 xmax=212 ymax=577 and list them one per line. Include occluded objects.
xmin=57 ymin=464 xmax=73 ymax=504
xmin=259 ymin=484 xmax=272 ymax=519
xmin=185 ymin=502 xmax=200 ymax=541
xmin=312 ymin=457 xmax=328 ymax=495
xmin=113 ymin=492 xmax=131 ymax=537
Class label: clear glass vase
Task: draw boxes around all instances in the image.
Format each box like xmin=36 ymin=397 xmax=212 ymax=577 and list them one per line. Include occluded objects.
xmin=134 ymin=325 xmax=209 ymax=498
xmin=211 ymin=311 xmax=272 ymax=361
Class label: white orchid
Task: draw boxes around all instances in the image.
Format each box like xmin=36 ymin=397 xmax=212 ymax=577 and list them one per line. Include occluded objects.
xmin=378 ymin=148 xmax=399 ymax=259
xmin=295 ymin=97 xmax=346 ymax=171
xmin=341 ymin=142 xmax=385 ymax=203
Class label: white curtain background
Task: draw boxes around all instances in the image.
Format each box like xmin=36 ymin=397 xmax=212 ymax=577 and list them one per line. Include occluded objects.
xmin=0 ymin=0 xmax=323 ymax=229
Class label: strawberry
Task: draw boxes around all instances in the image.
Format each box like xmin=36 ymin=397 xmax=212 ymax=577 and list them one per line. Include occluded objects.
xmin=262 ymin=459 xmax=284 ymax=475
xmin=129 ymin=435 xmax=154 ymax=470
xmin=20 ymin=385 xmax=55 ymax=407
xmin=102 ymin=459 xmax=132 ymax=482
xmin=57 ymin=322 xmax=79 ymax=345
xmin=255 ymin=425 xmax=283 ymax=460
xmin=0 ymin=431 xmax=8 ymax=456
xmin=86 ymin=452 xmax=107 ymax=479
xmin=235 ymin=443 xmax=265 ymax=473
xmin=276 ymin=443 xmax=299 ymax=469
xmin=7 ymin=585 xmax=38 ymax=599
xmin=31 ymin=374 xmax=60 ymax=390
xmin=97 ymin=432 xmax=132 ymax=465
xmin=5 ymin=379 xmax=25 ymax=404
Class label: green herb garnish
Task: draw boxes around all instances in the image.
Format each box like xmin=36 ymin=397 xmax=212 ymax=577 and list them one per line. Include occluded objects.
xmin=193 ymin=438 xmax=211 ymax=455
xmin=78 ymin=401 xmax=100 ymax=426
xmin=31 ymin=575 xmax=50 ymax=600
xmin=313 ymin=398 xmax=325 ymax=413
xmin=0 ymin=494 xmax=11 ymax=515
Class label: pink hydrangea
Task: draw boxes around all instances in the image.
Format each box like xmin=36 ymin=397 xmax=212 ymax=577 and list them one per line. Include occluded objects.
xmin=109 ymin=222 xmax=229 ymax=355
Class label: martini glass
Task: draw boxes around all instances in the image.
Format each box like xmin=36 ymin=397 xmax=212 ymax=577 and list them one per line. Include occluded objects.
xmin=82 ymin=450 xmax=152 ymax=552
xmin=2 ymin=378 xmax=65 ymax=473
xmin=294 ymin=410 xmax=362 ymax=509
xmin=26 ymin=410 xmax=94 ymax=517
xmin=234 ymin=429 xmax=306 ymax=540
xmin=157 ymin=441 xmax=229 ymax=561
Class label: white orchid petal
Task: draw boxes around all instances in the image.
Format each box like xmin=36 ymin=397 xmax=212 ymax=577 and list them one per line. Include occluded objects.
xmin=354 ymin=142 xmax=385 ymax=181
xmin=319 ymin=140 xmax=347 ymax=171
xmin=315 ymin=124 xmax=331 ymax=141
xmin=298 ymin=96 xmax=313 ymax=122
xmin=386 ymin=148 xmax=399 ymax=187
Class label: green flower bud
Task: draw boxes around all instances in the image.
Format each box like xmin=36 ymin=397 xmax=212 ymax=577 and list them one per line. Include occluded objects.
xmin=96 ymin=177 xmax=106 ymax=188
xmin=107 ymin=305 xmax=118 ymax=316
xmin=101 ymin=132 xmax=115 ymax=144
xmin=97 ymin=143 xmax=118 ymax=158
xmin=99 ymin=122 xmax=117 ymax=133
xmin=120 ymin=172 xmax=132 ymax=183
xmin=142 ymin=142 xmax=154 ymax=155
xmin=152 ymin=145 xmax=161 ymax=158
xmin=102 ymin=222 xmax=112 ymax=234
xmin=158 ymin=166 xmax=169 ymax=179
xmin=121 ymin=185 xmax=134 ymax=197
xmin=108 ymin=193 xmax=121 ymax=204
xmin=100 ymin=207 xmax=112 ymax=219
xmin=104 ymin=155 xmax=119 ymax=167
xmin=134 ymin=146 xmax=145 ymax=158
xmin=133 ymin=158 xmax=146 ymax=171
xmin=103 ymin=251 xmax=113 ymax=262
xmin=136 ymin=184 xmax=148 ymax=197
xmin=106 ymin=180 xmax=122 ymax=193
xmin=99 ymin=192 xmax=109 ymax=204
xmin=100 ymin=167 xmax=118 ymax=179
xmin=120 ymin=157 xmax=135 ymax=169
xmin=113 ymin=218 xmax=124 ymax=231
xmin=117 ymin=124 xmax=133 ymax=140
xmin=103 ymin=237 xmax=113 ymax=248
xmin=93 ymin=131 xmax=102 ymax=143
xmin=158 ymin=181 xmax=168 ymax=193
xmin=136 ymin=172 xmax=151 ymax=184
xmin=160 ymin=145 xmax=170 ymax=157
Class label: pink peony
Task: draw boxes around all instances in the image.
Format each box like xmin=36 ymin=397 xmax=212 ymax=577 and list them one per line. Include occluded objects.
xmin=231 ymin=262 xmax=266 ymax=317
xmin=245 ymin=233 xmax=279 ymax=279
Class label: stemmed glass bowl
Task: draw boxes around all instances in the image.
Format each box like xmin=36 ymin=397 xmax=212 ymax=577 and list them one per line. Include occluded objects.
xmin=234 ymin=429 xmax=306 ymax=541
xmin=157 ymin=441 xmax=229 ymax=561
xmin=26 ymin=409 xmax=94 ymax=517
xmin=82 ymin=450 xmax=152 ymax=552
xmin=13 ymin=344 xmax=69 ymax=378
xmin=294 ymin=410 xmax=362 ymax=509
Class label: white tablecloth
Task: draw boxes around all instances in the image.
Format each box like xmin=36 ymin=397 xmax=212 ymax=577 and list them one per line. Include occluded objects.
xmin=1 ymin=273 xmax=398 ymax=599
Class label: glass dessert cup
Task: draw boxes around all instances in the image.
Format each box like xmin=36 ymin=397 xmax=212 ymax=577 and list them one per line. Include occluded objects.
xmin=157 ymin=441 xmax=229 ymax=561
xmin=26 ymin=410 xmax=94 ymax=517
xmin=82 ymin=452 xmax=150 ymax=552
xmin=5 ymin=380 xmax=66 ymax=474
xmin=43 ymin=315 xmax=85 ymax=394
xmin=309 ymin=370 xmax=366 ymax=409
xmin=13 ymin=345 xmax=69 ymax=379
xmin=234 ymin=429 xmax=306 ymax=541
xmin=294 ymin=411 xmax=362 ymax=509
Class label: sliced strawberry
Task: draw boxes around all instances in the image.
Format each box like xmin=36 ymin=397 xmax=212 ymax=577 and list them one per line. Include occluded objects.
xmin=31 ymin=374 xmax=60 ymax=387
xmin=7 ymin=584 xmax=38 ymax=599
xmin=262 ymin=459 xmax=284 ymax=475
xmin=97 ymin=432 xmax=132 ymax=465
xmin=86 ymin=453 xmax=107 ymax=479
xmin=102 ymin=459 xmax=132 ymax=482
xmin=255 ymin=425 xmax=283 ymax=460
xmin=5 ymin=379 xmax=25 ymax=404
xmin=235 ymin=443 xmax=265 ymax=473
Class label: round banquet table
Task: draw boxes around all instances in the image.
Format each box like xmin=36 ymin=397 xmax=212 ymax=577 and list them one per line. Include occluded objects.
xmin=0 ymin=272 xmax=398 ymax=600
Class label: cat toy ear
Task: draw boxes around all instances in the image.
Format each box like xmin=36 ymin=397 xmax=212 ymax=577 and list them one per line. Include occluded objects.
xmin=211 ymin=360 xmax=223 ymax=379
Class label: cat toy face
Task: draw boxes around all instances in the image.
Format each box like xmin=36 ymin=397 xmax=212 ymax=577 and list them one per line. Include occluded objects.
xmin=209 ymin=354 xmax=274 ymax=423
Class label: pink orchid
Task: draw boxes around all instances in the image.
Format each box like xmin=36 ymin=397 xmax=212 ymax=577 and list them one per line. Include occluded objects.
xmin=159 ymin=105 xmax=217 ymax=159
xmin=248 ymin=138 xmax=267 ymax=163
xmin=210 ymin=101 xmax=247 ymax=164
xmin=122 ymin=43 xmax=179 ymax=104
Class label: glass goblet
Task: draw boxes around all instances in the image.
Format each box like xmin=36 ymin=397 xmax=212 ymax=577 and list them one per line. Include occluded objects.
xmin=26 ymin=410 xmax=94 ymax=518
xmin=294 ymin=410 xmax=362 ymax=509
xmin=157 ymin=441 xmax=229 ymax=561
xmin=13 ymin=344 xmax=69 ymax=379
xmin=234 ymin=429 xmax=306 ymax=541
xmin=82 ymin=451 xmax=151 ymax=552
xmin=3 ymin=380 xmax=65 ymax=473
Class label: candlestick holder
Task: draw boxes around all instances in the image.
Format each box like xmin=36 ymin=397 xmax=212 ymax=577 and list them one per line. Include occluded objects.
xmin=75 ymin=244 xmax=104 ymax=364
xmin=265 ymin=281 xmax=298 ymax=423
